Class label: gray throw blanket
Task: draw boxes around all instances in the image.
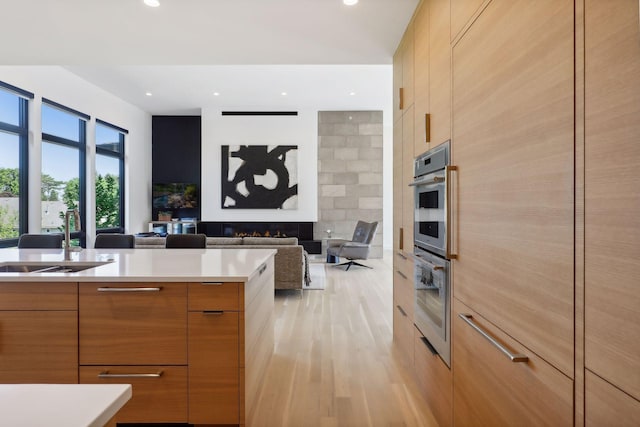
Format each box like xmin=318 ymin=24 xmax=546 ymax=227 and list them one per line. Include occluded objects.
xmin=303 ymin=251 xmax=312 ymax=287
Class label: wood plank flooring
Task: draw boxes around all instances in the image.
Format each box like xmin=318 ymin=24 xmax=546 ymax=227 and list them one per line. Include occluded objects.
xmin=251 ymin=252 xmax=438 ymax=426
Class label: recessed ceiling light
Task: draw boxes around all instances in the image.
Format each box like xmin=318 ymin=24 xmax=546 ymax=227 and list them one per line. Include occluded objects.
xmin=144 ymin=0 xmax=160 ymax=7
xmin=349 ymin=91 xmax=356 ymax=96
xmin=145 ymin=92 xmax=153 ymax=96
xmin=343 ymin=0 xmax=358 ymax=5
xmin=281 ymin=92 xmax=287 ymax=96
xmin=213 ymin=92 xmax=220 ymax=96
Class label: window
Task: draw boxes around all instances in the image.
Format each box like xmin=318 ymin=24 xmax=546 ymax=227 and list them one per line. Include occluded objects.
xmin=95 ymin=120 xmax=126 ymax=233
xmin=41 ymin=99 xmax=88 ymax=246
xmin=0 ymin=81 xmax=31 ymax=248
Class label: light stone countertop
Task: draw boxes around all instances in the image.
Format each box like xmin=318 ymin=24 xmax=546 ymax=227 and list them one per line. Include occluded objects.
xmin=0 ymin=248 xmax=276 ymax=282
xmin=0 ymin=384 xmax=132 ymax=427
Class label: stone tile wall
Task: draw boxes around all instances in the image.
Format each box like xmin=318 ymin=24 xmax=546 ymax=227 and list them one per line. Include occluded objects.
xmin=316 ymin=111 xmax=383 ymax=258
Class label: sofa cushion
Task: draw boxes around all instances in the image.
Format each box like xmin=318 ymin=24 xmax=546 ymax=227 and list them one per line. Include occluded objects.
xmin=206 ymin=237 xmax=243 ymax=246
xmin=242 ymin=237 xmax=298 ymax=246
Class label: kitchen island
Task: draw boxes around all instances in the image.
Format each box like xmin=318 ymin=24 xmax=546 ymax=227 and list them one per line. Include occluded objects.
xmin=0 ymin=248 xmax=276 ymax=427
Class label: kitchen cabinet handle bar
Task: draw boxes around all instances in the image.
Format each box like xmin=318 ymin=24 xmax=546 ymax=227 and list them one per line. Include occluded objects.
xmin=459 ymin=314 xmax=528 ymax=363
xmin=446 ymin=165 xmax=458 ymax=259
xmin=202 ymin=282 xmax=223 ymax=286
xmin=397 ymin=252 xmax=407 ymax=260
xmin=396 ymin=270 xmax=407 ymax=280
xmin=203 ymin=310 xmax=224 ymax=315
xmin=98 ymin=371 xmax=163 ymax=378
xmin=97 ymin=287 xmax=162 ymax=292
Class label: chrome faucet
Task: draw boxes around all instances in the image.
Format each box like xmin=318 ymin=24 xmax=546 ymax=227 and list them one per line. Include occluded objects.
xmin=64 ymin=209 xmax=81 ymax=260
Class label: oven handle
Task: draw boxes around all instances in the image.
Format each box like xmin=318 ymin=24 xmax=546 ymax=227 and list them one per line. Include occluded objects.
xmin=413 ymin=254 xmax=446 ymax=271
xmin=446 ymin=165 xmax=458 ymax=259
xmin=409 ymin=175 xmax=445 ymax=187
xmin=458 ymin=314 xmax=529 ymax=362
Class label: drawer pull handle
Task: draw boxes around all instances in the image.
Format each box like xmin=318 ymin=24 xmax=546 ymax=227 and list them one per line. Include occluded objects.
xmin=396 ymin=270 xmax=408 ymax=280
xmin=97 ymin=287 xmax=162 ymax=292
xmin=98 ymin=371 xmax=163 ymax=378
xmin=396 ymin=305 xmax=407 ymax=317
xmin=420 ymin=336 xmax=438 ymax=356
xmin=397 ymin=252 xmax=408 ymax=260
xmin=259 ymin=263 xmax=267 ymax=275
xmin=459 ymin=314 xmax=528 ymax=363
xmin=203 ymin=310 xmax=224 ymax=315
xmin=202 ymin=282 xmax=223 ymax=286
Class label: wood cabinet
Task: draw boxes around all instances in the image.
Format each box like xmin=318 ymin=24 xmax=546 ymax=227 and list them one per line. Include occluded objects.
xmin=429 ymin=0 xmax=451 ymax=147
xmin=402 ymin=105 xmax=415 ymax=251
xmin=451 ymin=0 xmax=486 ymax=41
xmin=79 ymin=282 xmax=187 ymax=365
xmin=80 ymin=366 xmax=188 ymax=424
xmin=585 ymin=370 xmax=640 ymax=427
xmin=451 ymin=0 xmax=575 ymax=376
xmin=413 ymin=1 xmax=430 ymax=155
xmin=0 ymin=282 xmax=77 ymax=384
xmin=453 ymin=299 xmax=573 ymax=426
xmin=393 ymin=251 xmax=415 ymax=366
xmin=414 ymin=326 xmax=451 ymax=427
xmin=188 ymin=281 xmax=241 ymax=425
xmin=584 ymin=0 xmax=640 ymax=402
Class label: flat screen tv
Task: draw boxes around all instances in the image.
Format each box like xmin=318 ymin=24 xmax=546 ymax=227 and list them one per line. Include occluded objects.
xmin=152 ymin=183 xmax=198 ymax=209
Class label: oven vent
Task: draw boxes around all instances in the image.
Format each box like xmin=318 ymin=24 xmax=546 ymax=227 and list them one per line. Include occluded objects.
xmin=221 ymin=111 xmax=298 ymax=116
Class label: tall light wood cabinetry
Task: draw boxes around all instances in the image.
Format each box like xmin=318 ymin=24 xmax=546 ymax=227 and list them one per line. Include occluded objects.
xmin=395 ymin=0 xmax=640 ymax=424
xmin=393 ymin=20 xmax=418 ymax=368
xmin=451 ymin=0 xmax=575 ymax=422
xmin=413 ymin=1 xmax=430 ymax=156
xmin=0 ymin=282 xmax=78 ymax=384
xmin=584 ymin=0 xmax=640 ymax=420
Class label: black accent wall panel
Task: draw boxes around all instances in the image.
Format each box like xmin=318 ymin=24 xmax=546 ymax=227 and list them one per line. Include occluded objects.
xmin=152 ymin=116 xmax=201 ymax=220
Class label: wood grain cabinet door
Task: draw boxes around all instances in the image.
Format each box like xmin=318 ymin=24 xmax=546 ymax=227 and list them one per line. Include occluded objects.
xmin=188 ymin=311 xmax=240 ymax=425
xmin=0 ymin=311 xmax=77 ymax=383
xmin=451 ymin=0 xmax=575 ymax=376
xmin=79 ymin=282 xmax=187 ymax=365
xmin=584 ymin=0 xmax=640 ymax=402
xmin=453 ymin=300 xmax=573 ymax=426
xmin=429 ymin=0 xmax=451 ymax=147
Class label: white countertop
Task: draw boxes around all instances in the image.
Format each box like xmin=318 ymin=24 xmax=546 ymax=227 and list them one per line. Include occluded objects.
xmin=0 ymin=248 xmax=276 ymax=282
xmin=0 ymin=384 xmax=132 ymax=427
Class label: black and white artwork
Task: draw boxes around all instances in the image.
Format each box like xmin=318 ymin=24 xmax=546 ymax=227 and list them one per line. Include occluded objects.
xmin=221 ymin=145 xmax=298 ymax=209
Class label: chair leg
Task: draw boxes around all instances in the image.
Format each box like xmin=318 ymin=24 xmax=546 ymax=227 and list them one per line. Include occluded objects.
xmin=333 ymin=260 xmax=372 ymax=271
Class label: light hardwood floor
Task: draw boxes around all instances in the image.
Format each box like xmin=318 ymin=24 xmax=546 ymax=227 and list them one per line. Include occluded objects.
xmin=251 ymin=252 xmax=438 ymax=427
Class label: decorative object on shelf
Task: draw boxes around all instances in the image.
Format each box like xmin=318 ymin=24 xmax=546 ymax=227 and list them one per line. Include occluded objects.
xmin=158 ymin=211 xmax=172 ymax=221
xmin=221 ymin=145 xmax=298 ymax=209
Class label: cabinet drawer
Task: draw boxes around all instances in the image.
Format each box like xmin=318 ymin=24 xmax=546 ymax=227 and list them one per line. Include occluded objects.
xmin=453 ymin=299 xmax=573 ymax=426
xmin=189 ymin=281 xmax=239 ymax=311
xmin=0 ymin=282 xmax=77 ymax=310
xmin=414 ymin=326 xmax=452 ymax=427
xmin=585 ymin=370 xmax=640 ymax=427
xmin=79 ymin=282 xmax=187 ymax=365
xmin=393 ymin=301 xmax=414 ymax=366
xmin=0 ymin=311 xmax=77 ymax=383
xmin=80 ymin=365 xmax=188 ymax=424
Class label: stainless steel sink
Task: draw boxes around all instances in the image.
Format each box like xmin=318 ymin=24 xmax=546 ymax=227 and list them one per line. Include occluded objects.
xmin=0 ymin=261 xmax=111 ymax=273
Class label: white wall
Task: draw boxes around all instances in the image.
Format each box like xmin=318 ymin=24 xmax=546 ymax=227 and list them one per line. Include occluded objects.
xmin=201 ymin=108 xmax=318 ymax=222
xmin=0 ymin=66 xmax=152 ymax=245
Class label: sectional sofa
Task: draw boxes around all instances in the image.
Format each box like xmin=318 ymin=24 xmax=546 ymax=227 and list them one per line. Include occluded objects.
xmin=134 ymin=236 xmax=307 ymax=290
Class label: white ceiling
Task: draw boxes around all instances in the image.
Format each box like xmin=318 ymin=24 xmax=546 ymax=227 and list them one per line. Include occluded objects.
xmin=1 ymin=0 xmax=418 ymax=114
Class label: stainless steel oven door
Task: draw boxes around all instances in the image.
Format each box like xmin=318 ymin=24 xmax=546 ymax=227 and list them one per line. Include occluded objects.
xmin=412 ymin=171 xmax=446 ymax=257
xmin=413 ymin=249 xmax=450 ymax=367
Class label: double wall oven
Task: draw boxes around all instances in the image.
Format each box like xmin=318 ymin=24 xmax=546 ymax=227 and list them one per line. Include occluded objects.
xmin=410 ymin=141 xmax=455 ymax=367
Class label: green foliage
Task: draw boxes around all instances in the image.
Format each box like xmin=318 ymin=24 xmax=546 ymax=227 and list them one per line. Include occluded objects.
xmin=41 ymin=173 xmax=64 ymax=201
xmin=96 ymin=174 xmax=120 ymax=228
xmin=0 ymin=205 xmax=18 ymax=239
xmin=62 ymin=177 xmax=80 ymax=211
xmin=0 ymin=168 xmax=19 ymax=196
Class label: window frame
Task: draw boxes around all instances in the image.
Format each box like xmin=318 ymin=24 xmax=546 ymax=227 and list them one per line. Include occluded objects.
xmin=95 ymin=119 xmax=127 ymax=234
xmin=0 ymin=81 xmax=32 ymax=248
xmin=41 ymin=99 xmax=88 ymax=247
